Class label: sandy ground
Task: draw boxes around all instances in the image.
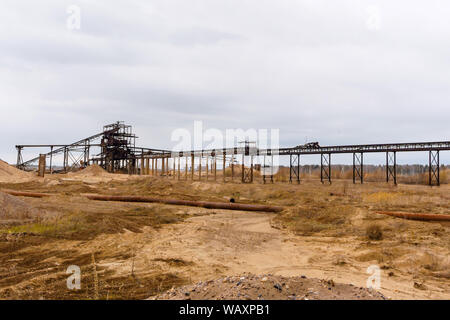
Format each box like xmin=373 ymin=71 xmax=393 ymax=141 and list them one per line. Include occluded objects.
xmin=3 ymin=206 xmax=444 ymax=299
xmin=113 ymin=210 xmax=449 ymax=300
xmin=0 ymin=164 xmax=448 ymax=300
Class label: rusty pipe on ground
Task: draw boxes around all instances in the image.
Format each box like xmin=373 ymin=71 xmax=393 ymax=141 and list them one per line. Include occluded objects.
xmin=1 ymin=189 xmax=52 ymax=198
xmin=85 ymin=194 xmax=284 ymax=213
xmin=376 ymin=211 xmax=450 ymax=221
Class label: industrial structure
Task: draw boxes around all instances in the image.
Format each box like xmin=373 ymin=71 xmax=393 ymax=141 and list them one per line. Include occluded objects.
xmin=16 ymin=122 xmax=449 ymax=186
xmin=16 ymin=122 xmax=170 ymax=175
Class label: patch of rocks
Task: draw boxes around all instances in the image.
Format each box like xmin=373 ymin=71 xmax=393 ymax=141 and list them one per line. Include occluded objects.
xmin=151 ymin=273 xmax=387 ymax=300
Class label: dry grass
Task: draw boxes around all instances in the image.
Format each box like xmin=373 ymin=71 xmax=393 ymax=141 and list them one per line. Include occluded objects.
xmin=274 ymin=205 xmax=354 ymax=236
xmin=0 ymin=194 xmax=189 ymax=240
xmin=268 ymin=167 xmax=449 ymax=185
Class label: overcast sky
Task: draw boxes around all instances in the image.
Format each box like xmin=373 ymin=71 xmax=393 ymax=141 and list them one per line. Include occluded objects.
xmin=1 ymin=0 xmax=449 ymax=164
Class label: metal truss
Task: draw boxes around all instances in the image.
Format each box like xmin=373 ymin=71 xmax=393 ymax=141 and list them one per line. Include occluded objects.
xmin=262 ymin=153 xmax=274 ymax=184
xmin=241 ymin=155 xmax=254 ymax=183
xmin=386 ymin=151 xmax=397 ymax=185
xmin=352 ymin=152 xmax=364 ymax=184
xmin=289 ymin=154 xmax=300 ymax=184
xmin=429 ymin=150 xmax=440 ymax=186
xmin=321 ymin=153 xmax=331 ymax=184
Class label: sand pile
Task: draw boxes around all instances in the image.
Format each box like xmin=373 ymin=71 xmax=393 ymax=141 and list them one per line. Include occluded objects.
xmin=152 ymin=274 xmax=387 ymax=300
xmin=71 ymin=164 xmax=110 ymax=177
xmin=0 ymin=159 xmax=32 ymax=183
xmin=65 ymin=164 xmax=131 ymax=182
xmin=0 ymin=191 xmax=42 ymax=221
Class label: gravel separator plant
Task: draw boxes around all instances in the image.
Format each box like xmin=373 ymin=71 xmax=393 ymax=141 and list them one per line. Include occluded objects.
xmin=14 ymin=122 xmax=450 ymax=186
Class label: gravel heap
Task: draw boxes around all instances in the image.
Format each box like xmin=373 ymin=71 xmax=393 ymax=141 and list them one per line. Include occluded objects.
xmin=151 ymin=273 xmax=387 ymax=300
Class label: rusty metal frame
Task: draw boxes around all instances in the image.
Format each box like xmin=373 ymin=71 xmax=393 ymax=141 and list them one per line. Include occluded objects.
xmin=429 ymin=150 xmax=440 ymax=186
xmin=353 ymin=152 xmax=363 ymax=184
xmin=320 ymin=153 xmax=331 ymax=184
xmin=289 ymin=154 xmax=300 ymax=184
xmin=386 ymin=151 xmax=397 ymax=185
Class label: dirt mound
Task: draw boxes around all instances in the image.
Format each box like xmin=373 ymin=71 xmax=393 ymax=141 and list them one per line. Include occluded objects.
xmin=151 ymin=273 xmax=387 ymax=300
xmin=71 ymin=164 xmax=110 ymax=177
xmin=0 ymin=159 xmax=32 ymax=182
xmin=0 ymin=191 xmax=42 ymax=221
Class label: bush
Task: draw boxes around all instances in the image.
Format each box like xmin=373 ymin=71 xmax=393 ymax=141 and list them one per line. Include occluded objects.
xmin=366 ymin=224 xmax=383 ymax=240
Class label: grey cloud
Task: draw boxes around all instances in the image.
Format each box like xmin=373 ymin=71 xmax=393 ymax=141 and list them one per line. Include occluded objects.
xmin=0 ymin=0 xmax=449 ymax=165
xmin=168 ymin=27 xmax=243 ymax=46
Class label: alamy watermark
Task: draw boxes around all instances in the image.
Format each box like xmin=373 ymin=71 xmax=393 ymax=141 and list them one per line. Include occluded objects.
xmin=366 ymin=5 xmax=381 ymax=31
xmin=66 ymin=265 xmax=81 ymax=290
xmin=170 ymin=121 xmax=280 ymax=174
xmin=366 ymin=264 xmax=381 ymax=290
xmin=66 ymin=5 xmax=81 ymax=31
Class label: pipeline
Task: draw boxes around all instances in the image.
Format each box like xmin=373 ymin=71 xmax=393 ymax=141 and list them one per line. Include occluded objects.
xmin=85 ymin=194 xmax=284 ymax=213
xmin=376 ymin=211 xmax=450 ymax=221
xmin=1 ymin=189 xmax=52 ymax=198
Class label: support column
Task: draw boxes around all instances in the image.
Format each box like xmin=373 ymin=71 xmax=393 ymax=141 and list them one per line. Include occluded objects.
xmin=83 ymin=141 xmax=88 ymax=167
xmin=191 ymin=154 xmax=195 ymax=180
xmin=16 ymin=147 xmax=23 ymax=168
xmin=250 ymin=155 xmax=254 ymax=183
xmin=155 ymin=158 xmax=158 ymax=176
xmin=185 ymin=156 xmax=188 ymax=180
xmin=352 ymin=152 xmax=363 ymax=184
xmin=320 ymin=153 xmax=331 ymax=184
xmin=223 ymin=152 xmax=226 ymax=183
xmin=289 ymin=154 xmax=300 ymax=184
xmin=263 ymin=151 xmax=274 ymax=184
xmin=241 ymin=153 xmax=245 ymax=183
xmin=263 ymin=155 xmax=266 ymax=184
xmin=86 ymin=143 xmax=90 ymax=167
xmin=386 ymin=151 xmax=397 ymax=185
xmin=429 ymin=150 xmax=440 ymax=186
xmin=38 ymin=154 xmax=46 ymax=177
xmin=140 ymin=155 xmax=144 ymax=175
xmin=271 ymin=154 xmax=274 ymax=184
xmin=166 ymin=158 xmax=169 ymax=176
xmin=49 ymin=146 xmax=54 ymax=174
xmin=199 ymin=154 xmax=202 ymax=180
xmin=63 ymin=147 xmax=68 ymax=173
xmin=146 ymin=158 xmax=150 ymax=175
xmin=241 ymin=154 xmax=254 ymax=183
xmin=214 ymin=154 xmax=217 ymax=181
xmin=177 ymin=157 xmax=181 ymax=180
xmin=206 ymin=155 xmax=209 ymax=180
xmin=231 ymin=154 xmax=234 ymax=181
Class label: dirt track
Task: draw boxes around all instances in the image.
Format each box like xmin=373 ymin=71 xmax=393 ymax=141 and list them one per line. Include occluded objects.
xmin=126 ymin=210 xmax=449 ymax=300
